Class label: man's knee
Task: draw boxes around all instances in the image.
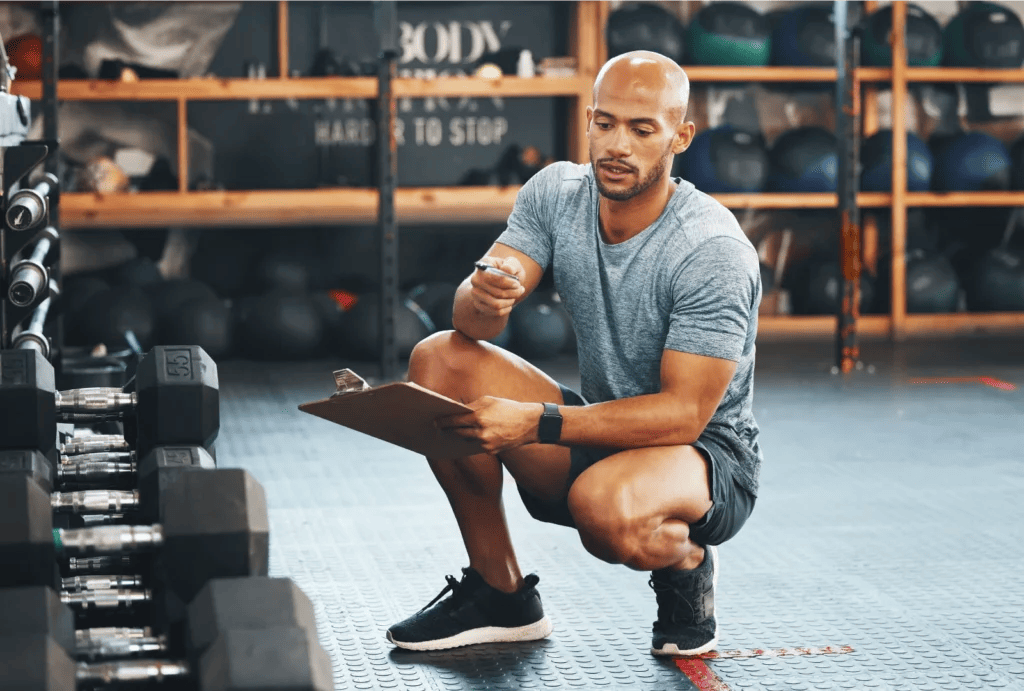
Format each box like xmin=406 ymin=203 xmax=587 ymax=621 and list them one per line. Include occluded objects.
xmin=567 ymin=475 xmax=642 ymax=566
xmin=409 ymin=330 xmax=483 ymax=383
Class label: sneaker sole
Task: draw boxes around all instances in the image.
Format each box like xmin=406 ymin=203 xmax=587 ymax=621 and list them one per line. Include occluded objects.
xmin=650 ymin=545 xmax=720 ymax=657
xmin=387 ymin=616 xmax=553 ymax=651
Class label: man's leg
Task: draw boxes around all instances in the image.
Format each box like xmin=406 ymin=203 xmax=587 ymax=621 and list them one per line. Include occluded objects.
xmin=387 ymin=330 xmax=575 ymax=651
xmin=566 ymin=445 xmax=727 ymax=656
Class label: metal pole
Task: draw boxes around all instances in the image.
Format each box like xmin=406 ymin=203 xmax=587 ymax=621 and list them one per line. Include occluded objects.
xmin=834 ymin=0 xmax=861 ymax=374
xmin=41 ymin=0 xmax=62 ymax=362
xmin=374 ymin=1 xmax=399 ymax=382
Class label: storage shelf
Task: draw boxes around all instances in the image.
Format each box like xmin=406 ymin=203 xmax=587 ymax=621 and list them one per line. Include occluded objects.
xmin=682 ymin=67 xmax=837 ymax=82
xmin=60 ymin=187 xmax=522 ymax=229
xmin=758 ymin=313 xmax=1024 ymax=339
xmin=10 ymin=75 xmax=588 ymax=101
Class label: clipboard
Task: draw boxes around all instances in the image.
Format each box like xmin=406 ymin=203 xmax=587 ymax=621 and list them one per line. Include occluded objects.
xmin=298 ymin=369 xmax=486 ymax=459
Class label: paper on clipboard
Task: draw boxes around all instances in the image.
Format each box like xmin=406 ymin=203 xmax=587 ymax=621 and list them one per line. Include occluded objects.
xmin=298 ymin=369 xmax=486 ymax=459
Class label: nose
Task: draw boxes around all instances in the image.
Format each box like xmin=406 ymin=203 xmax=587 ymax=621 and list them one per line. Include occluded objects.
xmin=605 ymin=125 xmax=631 ymax=160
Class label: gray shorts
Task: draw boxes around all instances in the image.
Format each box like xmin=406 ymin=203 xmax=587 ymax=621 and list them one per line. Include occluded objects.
xmin=516 ymin=384 xmax=756 ymax=546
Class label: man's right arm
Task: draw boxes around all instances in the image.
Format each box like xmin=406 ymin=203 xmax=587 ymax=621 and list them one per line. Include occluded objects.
xmin=452 ymin=243 xmax=546 ymax=342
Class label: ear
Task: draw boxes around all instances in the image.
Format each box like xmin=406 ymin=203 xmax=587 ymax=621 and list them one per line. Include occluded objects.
xmin=672 ymin=121 xmax=695 ymax=155
xmin=585 ymin=106 xmax=594 ymax=134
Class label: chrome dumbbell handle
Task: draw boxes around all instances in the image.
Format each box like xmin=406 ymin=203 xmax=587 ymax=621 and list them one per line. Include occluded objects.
xmin=55 ymin=389 xmax=137 ymax=421
xmin=76 ymin=659 xmax=190 ymax=685
xmin=63 ymin=574 xmax=144 ymax=593
xmin=65 ymin=555 xmax=136 ymax=574
xmin=61 ymin=588 xmax=151 ymax=612
xmin=58 ymin=460 xmax=137 ymax=485
xmin=61 ymin=435 xmax=131 ymax=456
xmin=75 ymin=628 xmax=168 ymax=660
xmin=52 ymin=490 xmax=140 ymax=515
xmin=55 ymin=525 xmax=164 ymax=555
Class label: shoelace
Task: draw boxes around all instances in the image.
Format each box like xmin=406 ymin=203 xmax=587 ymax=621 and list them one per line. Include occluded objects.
xmin=418 ymin=573 xmax=466 ymax=614
xmin=648 ymin=574 xmax=698 ymax=624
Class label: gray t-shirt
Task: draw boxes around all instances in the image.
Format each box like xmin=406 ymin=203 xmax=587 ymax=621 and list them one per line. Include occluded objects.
xmin=496 ymin=162 xmax=763 ymax=497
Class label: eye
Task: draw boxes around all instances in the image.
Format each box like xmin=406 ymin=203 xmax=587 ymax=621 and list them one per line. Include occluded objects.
xmin=634 ymin=129 xmax=653 ymax=137
xmin=596 ymin=122 xmax=612 ymax=130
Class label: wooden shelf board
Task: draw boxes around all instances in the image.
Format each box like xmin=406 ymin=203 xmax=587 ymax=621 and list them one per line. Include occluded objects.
xmin=758 ymin=315 xmax=890 ymax=339
xmin=757 ymin=313 xmax=1024 ymax=339
xmin=682 ymin=67 xmax=837 ymax=82
xmin=860 ymin=192 xmax=1024 ymax=207
xmin=715 ymin=193 xmax=837 ymax=209
xmin=10 ymin=75 xmax=587 ymax=101
xmin=60 ymin=187 xmax=522 ymax=228
xmin=904 ymin=312 xmax=1024 ymax=336
xmin=905 ymin=67 xmax=1024 ymax=83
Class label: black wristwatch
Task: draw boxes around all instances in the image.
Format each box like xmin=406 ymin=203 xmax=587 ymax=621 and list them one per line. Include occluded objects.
xmin=538 ymin=402 xmax=563 ymax=444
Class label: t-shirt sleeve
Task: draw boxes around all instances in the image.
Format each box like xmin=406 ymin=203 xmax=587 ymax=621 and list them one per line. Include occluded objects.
xmin=493 ymin=162 xmax=566 ymax=271
xmin=665 ymin=236 xmax=760 ymax=363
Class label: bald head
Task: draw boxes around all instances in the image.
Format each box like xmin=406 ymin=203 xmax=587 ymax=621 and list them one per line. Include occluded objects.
xmin=593 ymin=51 xmax=690 ymax=124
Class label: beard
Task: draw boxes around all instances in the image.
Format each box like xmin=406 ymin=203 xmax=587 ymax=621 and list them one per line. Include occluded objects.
xmin=591 ymin=146 xmax=674 ymax=202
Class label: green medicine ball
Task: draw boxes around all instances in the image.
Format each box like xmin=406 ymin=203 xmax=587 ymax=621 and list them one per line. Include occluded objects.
xmin=688 ymin=2 xmax=771 ymax=66
xmin=944 ymin=2 xmax=1024 ymax=68
xmin=863 ymin=4 xmax=943 ymax=66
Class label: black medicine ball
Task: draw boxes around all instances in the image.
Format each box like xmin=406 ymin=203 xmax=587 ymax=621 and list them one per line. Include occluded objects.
xmin=606 ymin=4 xmax=686 ymax=64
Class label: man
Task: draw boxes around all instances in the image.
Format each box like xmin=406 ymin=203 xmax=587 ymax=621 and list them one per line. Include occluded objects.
xmin=386 ymin=50 xmax=762 ymax=657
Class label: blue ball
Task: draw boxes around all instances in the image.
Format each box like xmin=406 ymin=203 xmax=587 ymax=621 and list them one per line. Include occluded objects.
xmin=931 ymin=131 xmax=1011 ymax=191
xmin=676 ymin=127 xmax=768 ymax=193
xmin=861 ymin=130 xmax=933 ymax=192
xmin=768 ymin=127 xmax=838 ymax=193
xmin=771 ymin=4 xmax=836 ymax=67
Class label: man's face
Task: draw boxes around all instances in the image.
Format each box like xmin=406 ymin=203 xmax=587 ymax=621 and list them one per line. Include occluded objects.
xmin=587 ymin=77 xmax=685 ymax=202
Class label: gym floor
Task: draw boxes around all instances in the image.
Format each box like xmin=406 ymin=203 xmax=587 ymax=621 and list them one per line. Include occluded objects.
xmin=215 ymin=336 xmax=1024 ymax=691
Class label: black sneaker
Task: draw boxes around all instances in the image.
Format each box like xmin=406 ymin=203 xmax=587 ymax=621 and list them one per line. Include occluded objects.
xmin=649 ymin=545 xmax=719 ymax=656
xmin=386 ymin=568 xmax=553 ymax=651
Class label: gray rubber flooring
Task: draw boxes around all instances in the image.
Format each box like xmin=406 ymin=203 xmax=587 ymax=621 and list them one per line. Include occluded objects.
xmin=214 ymin=336 xmax=1024 ymax=691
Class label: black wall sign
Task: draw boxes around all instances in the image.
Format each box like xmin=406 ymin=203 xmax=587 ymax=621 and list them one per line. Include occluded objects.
xmin=192 ymin=1 xmax=570 ymax=190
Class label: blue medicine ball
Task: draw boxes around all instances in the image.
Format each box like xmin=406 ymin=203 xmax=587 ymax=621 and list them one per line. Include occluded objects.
xmin=768 ymin=127 xmax=838 ymax=193
xmin=676 ymin=127 xmax=769 ymax=193
xmin=771 ymin=4 xmax=836 ymax=66
xmin=931 ymin=131 xmax=1012 ymax=192
xmin=861 ymin=130 xmax=933 ymax=192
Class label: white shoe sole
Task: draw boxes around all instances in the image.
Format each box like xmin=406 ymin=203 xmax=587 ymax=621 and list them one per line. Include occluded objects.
xmin=387 ymin=616 xmax=553 ymax=651
xmin=650 ymin=545 xmax=720 ymax=657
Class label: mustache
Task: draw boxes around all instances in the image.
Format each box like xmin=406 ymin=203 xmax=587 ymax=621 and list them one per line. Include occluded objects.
xmin=595 ymin=158 xmax=636 ymax=173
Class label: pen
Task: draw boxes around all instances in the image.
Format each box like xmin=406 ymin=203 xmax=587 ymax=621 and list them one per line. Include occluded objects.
xmin=474 ymin=262 xmax=520 ymax=282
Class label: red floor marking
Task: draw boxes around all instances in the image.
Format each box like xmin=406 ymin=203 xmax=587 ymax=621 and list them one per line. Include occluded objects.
xmin=676 ymin=658 xmax=731 ymax=691
xmin=908 ymin=376 xmax=1017 ymax=391
xmin=675 ymin=646 xmax=854 ymax=690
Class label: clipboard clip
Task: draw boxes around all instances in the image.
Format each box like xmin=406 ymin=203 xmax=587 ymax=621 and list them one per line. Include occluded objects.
xmin=332 ymin=368 xmax=371 ymax=396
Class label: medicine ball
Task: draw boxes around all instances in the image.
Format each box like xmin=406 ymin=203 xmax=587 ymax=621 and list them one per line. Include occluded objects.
xmin=966 ymin=248 xmax=1024 ymax=312
xmin=339 ymin=293 xmax=433 ymax=360
xmin=944 ymin=2 xmax=1024 ymax=68
xmin=79 ymin=288 xmax=156 ymax=352
xmin=5 ymin=34 xmax=42 ymax=80
xmin=606 ymin=4 xmax=686 ymax=65
xmin=1011 ymin=135 xmax=1024 ymax=190
xmin=905 ymin=251 xmax=960 ymax=313
xmin=931 ymin=132 xmax=1011 ymax=192
xmin=109 ymin=257 xmax=164 ymax=288
xmin=191 ymin=240 xmax=258 ymax=298
xmin=689 ymin=2 xmax=771 ymax=66
xmin=863 ymin=4 xmax=943 ymax=66
xmin=792 ymin=259 xmax=876 ymax=315
xmin=147 ymin=279 xmax=219 ymax=325
xmin=509 ymin=292 xmax=571 ymax=360
xmin=860 ymin=130 xmax=934 ymax=192
xmin=162 ymin=296 xmax=233 ymax=360
xmin=234 ymin=293 xmax=324 ymax=360
xmin=254 ymin=252 xmax=312 ymax=294
xmin=675 ymin=127 xmax=768 ymax=194
xmin=767 ymin=127 xmax=838 ymax=193
xmin=63 ymin=275 xmax=112 ymax=346
xmin=770 ymin=4 xmax=835 ymax=67
xmin=406 ymin=281 xmax=459 ymax=332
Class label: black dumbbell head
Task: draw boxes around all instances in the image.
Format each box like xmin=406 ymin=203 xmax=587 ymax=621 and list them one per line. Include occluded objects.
xmin=0 ymin=476 xmax=57 ymax=589
xmin=138 ymin=446 xmax=216 ymax=523
xmin=0 ymin=448 xmax=54 ymax=493
xmin=199 ymin=627 xmax=333 ymax=691
xmin=0 ymin=349 xmax=57 ymax=456
xmin=132 ymin=346 xmax=220 ymax=454
xmin=0 ymin=586 xmax=75 ymax=654
xmin=0 ymin=634 xmax=76 ymax=691
xmin=186 ymin=577 xmax=317 ymax=660
xmin=158 ymin=469 xmax=270 ymax=605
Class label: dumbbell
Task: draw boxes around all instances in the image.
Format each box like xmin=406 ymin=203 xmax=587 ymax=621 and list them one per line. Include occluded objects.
xmin=0 ymin=470 xmax=270 ymax=629
xmin=4 ymin=172 xmax=58 ymax=232
xmin=0 ymin=345 xmax=219 ymax=463
xmin=0 ymin=578 xmax=331 ymax=691
xmin=8 ymin=226 xmax=59 ymax=307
